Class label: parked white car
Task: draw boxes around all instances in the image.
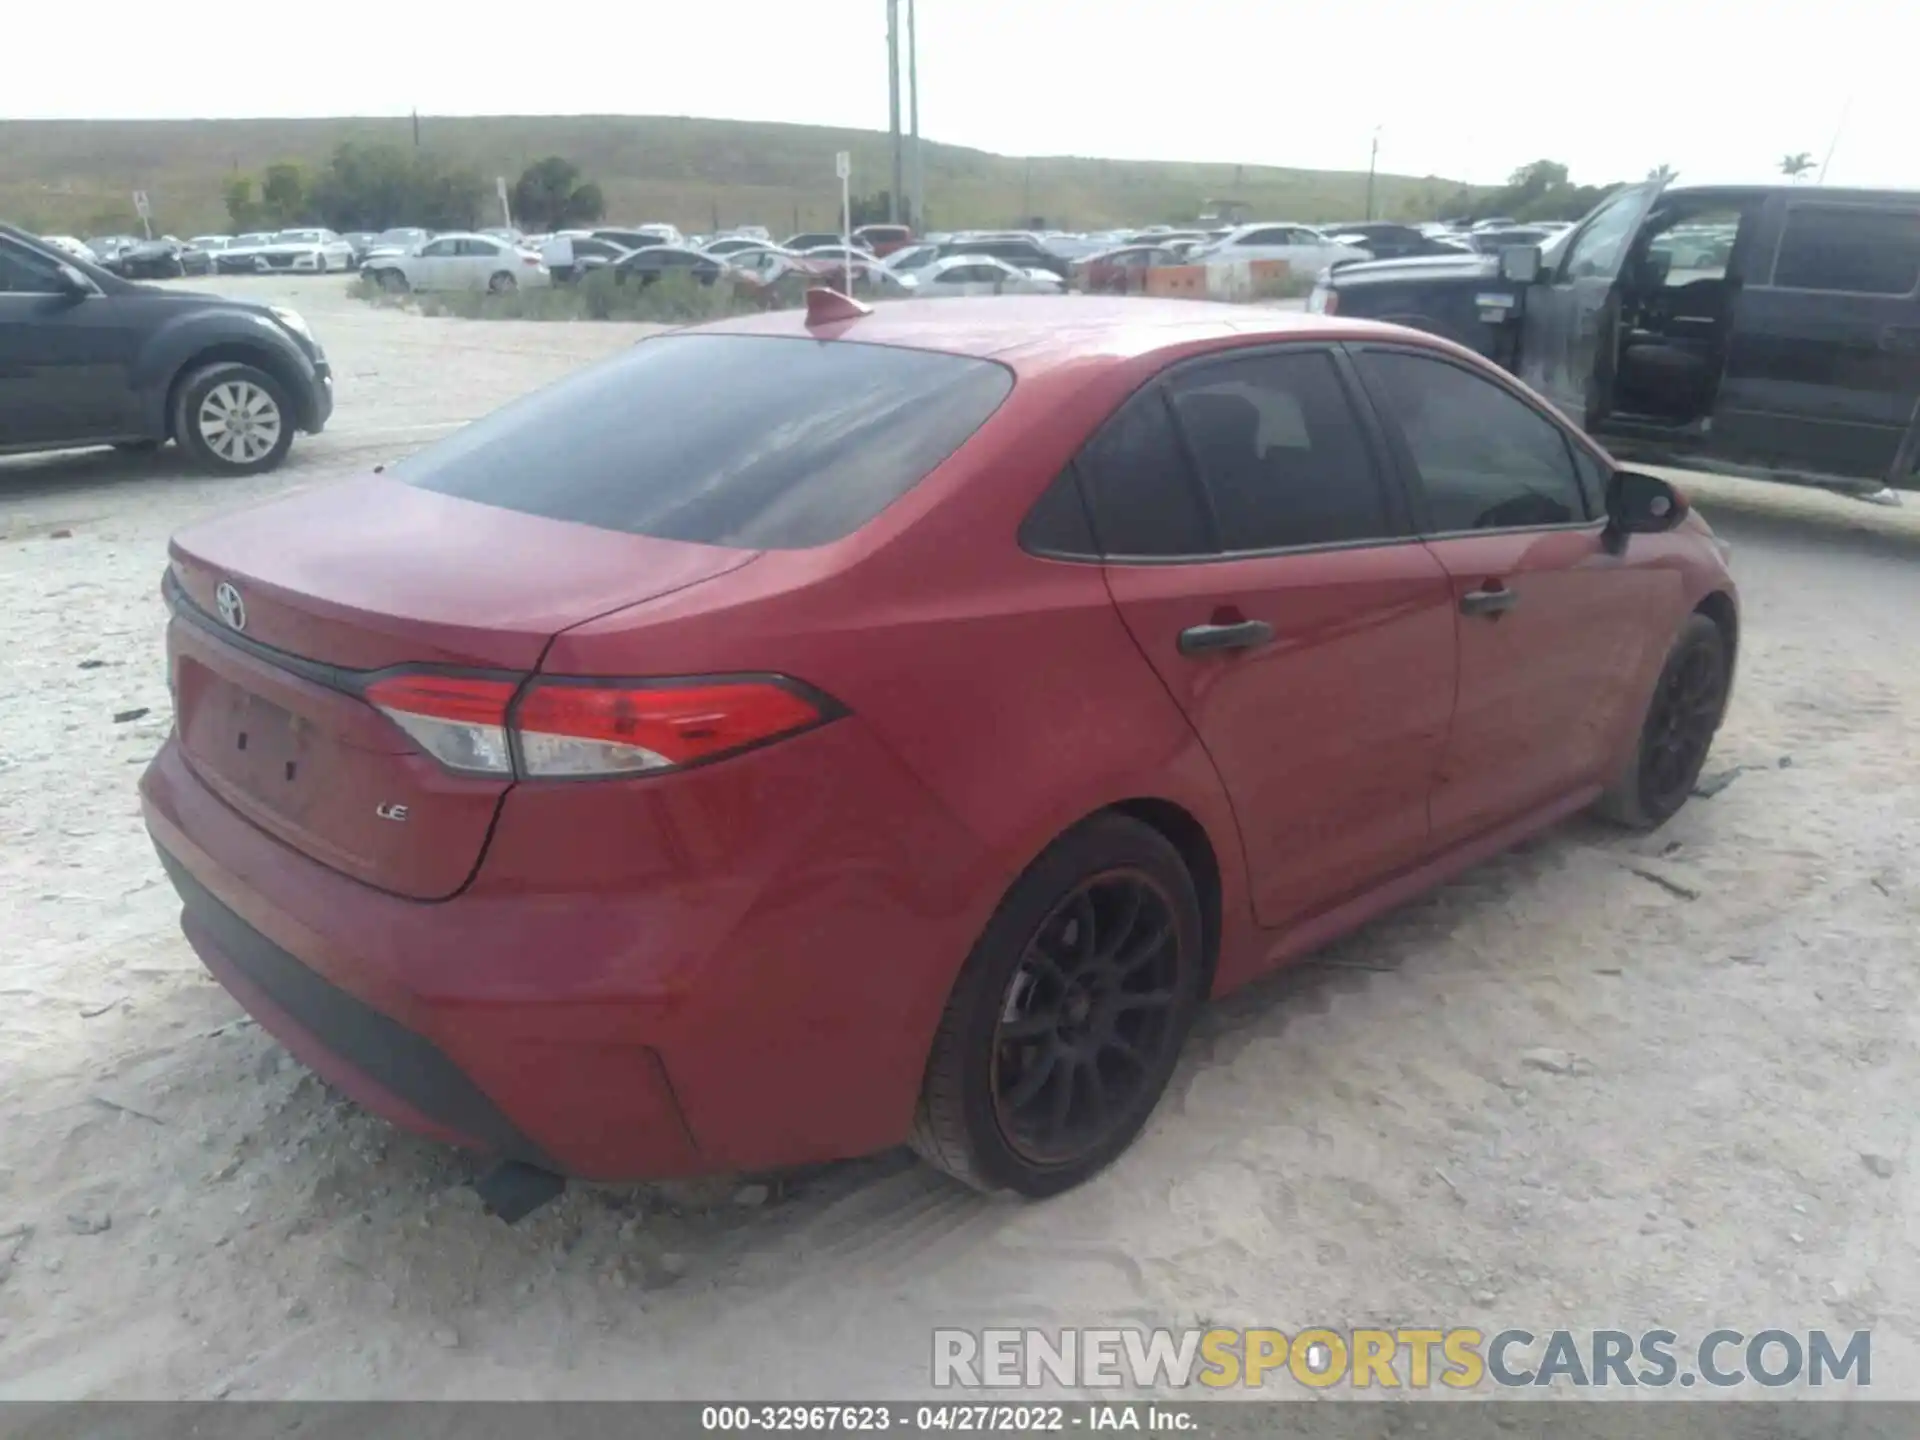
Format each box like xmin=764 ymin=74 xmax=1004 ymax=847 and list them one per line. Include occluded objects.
xmin=362 ymin=232 xmax=552 ymax=293
xmin=889 ymin=255 xmax=1064 ymax=298
xmin=38 ymin=235 xmax=98 ymax=262
xmin=250 ymin=228 xmax=358 ymax=274
xmin=1192 ymin=222 xmax=1370 ymax=272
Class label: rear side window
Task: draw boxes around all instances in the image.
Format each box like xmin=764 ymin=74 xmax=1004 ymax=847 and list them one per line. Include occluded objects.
xmin=1356 ymin=350 xmax=1588 ymax=532
xmin=1165 ymin=351 xmax=1393 ymax=551
xmin=1075 ymin=386 xmax=1211 ymax=557
xmin=395 ymin=335 xmax=1013 ymax=549
xmin=1772 ymin=207 xmax=1920 ymax=295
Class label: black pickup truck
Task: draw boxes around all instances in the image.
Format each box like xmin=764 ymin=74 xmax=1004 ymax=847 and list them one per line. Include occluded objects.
xmin=1309 ymin=182 xmax=1920 ymax=496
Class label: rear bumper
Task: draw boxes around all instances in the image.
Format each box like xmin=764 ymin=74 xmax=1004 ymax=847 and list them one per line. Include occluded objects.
xmin=140 ymin=711 xmax=991 ymax=1180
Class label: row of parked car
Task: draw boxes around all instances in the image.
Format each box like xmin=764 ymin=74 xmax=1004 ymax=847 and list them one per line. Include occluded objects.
xmin=345 ymin=215 xmax=1581 ymax=300
xmin=32 ymin=212 xmax=1587 ymax=299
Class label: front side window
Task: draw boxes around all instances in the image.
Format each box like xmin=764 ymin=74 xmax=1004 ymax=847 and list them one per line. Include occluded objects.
xmin=1356 ymin=351 xmax=1588 ymax=532
xmin=1165 ymin=351 xmax=1395 ymax=552
xmin=1772 ymin=206 xmax=1920 ymax=295
xmin=395 ymin=335 xmax=1013 ymax=550
xmin=420 ymin=239 xmax=459 ymax=257
xmin=0 ymin=243 xmax=65 ymax=295
xmin=1562 ymin=188 xmax=1649 ymax=280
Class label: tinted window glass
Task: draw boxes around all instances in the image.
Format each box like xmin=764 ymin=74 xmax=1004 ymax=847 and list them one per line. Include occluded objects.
xmin=0 ymin=243 xmax=64 ymax=294
xmin=1019 ymin=469 xmax=1098 ymax=558
xmin=1357 ymin=351 xmax=1587 ymax=531
xmin=1563 ymin=188 xmax=1647 ymax=279
xmin=396 ymin=335 xmax=1013 ymax=549
xmin=1076 ymin=386 xmax=1210 ymax=557
xmin=1166 ymin=351 xmax=1393 ymax=551
xmin=1772 ymin=207 xmax=1920 ymax=295
xmin=1570 ymin=444 xmax=1609 ymax=515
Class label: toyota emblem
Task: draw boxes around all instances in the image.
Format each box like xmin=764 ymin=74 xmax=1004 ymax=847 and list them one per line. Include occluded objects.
xmin=215 ymin=581 xmax=246 ymax=632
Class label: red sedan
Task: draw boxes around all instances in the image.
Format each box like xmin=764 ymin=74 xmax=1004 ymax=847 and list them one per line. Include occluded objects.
xmin=142 ymin=295 xmax=1737 ymax=1211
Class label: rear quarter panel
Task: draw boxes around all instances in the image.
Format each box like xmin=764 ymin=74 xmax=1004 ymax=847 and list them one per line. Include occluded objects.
xmin=542 ymin=353 xmax=1262 ymax=1005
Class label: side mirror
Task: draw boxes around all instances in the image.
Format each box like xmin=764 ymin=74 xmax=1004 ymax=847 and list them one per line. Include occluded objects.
xmin=1498 ymin=244 xmax=1543 ymax=284
xmin=55 ymin=263 xmax=95 ymax=298
xmin=1607 ymin=469 xmax=1688 ymax=535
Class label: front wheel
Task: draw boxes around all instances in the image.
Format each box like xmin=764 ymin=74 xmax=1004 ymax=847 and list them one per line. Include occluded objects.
xmin=171 ymin=362 xmax=295 ymax=476
xmin=1594 ymin=613 xmax=1730 ymax=829
xmin=377 ymin=268 xmax=409 ymax=293
xmin=910 ymin=814 xmax=1205 ymax=1197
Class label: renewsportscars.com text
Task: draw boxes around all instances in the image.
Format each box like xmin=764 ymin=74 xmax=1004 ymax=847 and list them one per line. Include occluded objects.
xmin=932 ymin=1326 xmax=1871 ymax=1390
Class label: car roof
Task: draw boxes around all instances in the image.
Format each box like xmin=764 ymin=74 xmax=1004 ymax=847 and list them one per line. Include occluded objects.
xmin=695 ymin=296 xmax=1455 ymax=377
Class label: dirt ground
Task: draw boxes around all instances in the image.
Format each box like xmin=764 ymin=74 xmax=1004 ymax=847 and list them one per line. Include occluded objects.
xmin=2 ymin=277 xmax=1918 ymax=1401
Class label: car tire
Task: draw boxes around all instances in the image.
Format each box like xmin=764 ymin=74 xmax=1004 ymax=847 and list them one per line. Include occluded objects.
xmin=171 ymin=362 xmax=296 ymax=476
xmin=1593 ymin=612 xmax=1730 ymax=830
xmin=488 ymin=271 xmax=517 ymax=294
xmin=910 ymin=812 xmax=1205 ymax=1197
xmin=377 ymin=269 xmax=409 ymax=293
xmin=316 ymin=255 xmax=329 ymax=275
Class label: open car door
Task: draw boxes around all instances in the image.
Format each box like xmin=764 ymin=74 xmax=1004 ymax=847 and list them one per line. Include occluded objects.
xmin=1518 ymin=179 xmax=1669 ymax=427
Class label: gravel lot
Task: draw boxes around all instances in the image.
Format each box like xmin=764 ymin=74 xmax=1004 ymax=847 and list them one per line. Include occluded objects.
xmin=2 ymin=276 xmax=1918 ymax=1401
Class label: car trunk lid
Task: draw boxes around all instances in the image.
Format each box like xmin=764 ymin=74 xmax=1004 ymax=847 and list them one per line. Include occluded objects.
xmin=165 ymin=475 xmax=757 ymax=898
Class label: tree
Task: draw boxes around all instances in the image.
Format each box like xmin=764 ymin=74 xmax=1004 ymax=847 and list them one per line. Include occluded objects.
xmin=1646 ymin=163 xmax=1676 ymax=184
xmin=1781 ymin=152 xmax=1815 ymax=182
xmin=510 ymin=157 xmax=607 ymax=231
xmin=302 ymin=143 xmax=487 ymax=230
xmin=222 ymin=177 xmax=260 ymax=229
xmin=260 ymin=163 xmax=306 ymax=225
xmin=1474 ymin=159 xmax=1620 ymax=223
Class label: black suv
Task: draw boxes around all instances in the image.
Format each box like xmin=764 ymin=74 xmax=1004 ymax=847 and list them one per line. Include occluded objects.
xmin=1310 ymin=183 xmax=1920 ymax=496
xmin=0 ymin=224 xmax=334 ymax=475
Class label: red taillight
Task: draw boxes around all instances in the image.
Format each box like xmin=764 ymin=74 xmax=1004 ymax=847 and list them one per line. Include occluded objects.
xmin=364 ymin=673 xmax=831 ymax=779
xmin=522 ymin=255 xmax=541 ymax=266
xmin=515 ymin=679 xmax=827 ymax=777
xmin=364 ymin=674 xmax=516 ymax=775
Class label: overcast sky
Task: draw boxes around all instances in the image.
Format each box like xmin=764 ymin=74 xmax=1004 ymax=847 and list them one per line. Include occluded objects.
xmin=9 ymin=0 xmax=1912 ymax=190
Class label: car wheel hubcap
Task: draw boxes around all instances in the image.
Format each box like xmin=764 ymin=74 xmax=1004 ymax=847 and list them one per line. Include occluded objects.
xmin=1643 ymin=643 xmax=1723 ymax=802
xmin=991 ymin=869 xmax=1182 ymax=1167
xmin=198 ymin=381 xmax=282 ymax=465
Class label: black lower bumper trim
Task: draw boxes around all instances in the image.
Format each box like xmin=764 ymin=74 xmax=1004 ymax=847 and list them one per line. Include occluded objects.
xmin=154 ymin=842 xmax=557 ymax=1171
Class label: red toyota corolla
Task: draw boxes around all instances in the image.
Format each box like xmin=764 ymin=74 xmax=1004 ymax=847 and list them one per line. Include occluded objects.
xmin=141 ymin=294 xmax=1737 ymax=1212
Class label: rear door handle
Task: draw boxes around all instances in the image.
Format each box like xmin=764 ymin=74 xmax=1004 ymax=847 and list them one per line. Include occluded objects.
xmin=1177 ymin=620 xmax=1274 ymax=656
xmin=1459 ymin=585 xmax=1518 ymax=618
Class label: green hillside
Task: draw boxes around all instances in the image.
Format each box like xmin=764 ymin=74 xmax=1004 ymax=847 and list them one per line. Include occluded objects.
xmin=1 ymin=114 xmax=1475 ymax=237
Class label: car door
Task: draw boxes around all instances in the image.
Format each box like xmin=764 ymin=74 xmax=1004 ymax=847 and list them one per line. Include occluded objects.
xmin=1711 ymin=199 xmax=1920 ymax=486
xmin=456 ymin=238 xmax=502 ymax=287
xmin=1517 ymin=180 xmax=1667 ymax=426
xmin=410 ymin=237 xmax=460 ymax=290
xmin=1090 ymin=347 xmax=1459 ymax=929
xmin=0 ymin=238 xmax=146 ymax=445
xmin=1350 ymin=344 xmax=1669 ymax=847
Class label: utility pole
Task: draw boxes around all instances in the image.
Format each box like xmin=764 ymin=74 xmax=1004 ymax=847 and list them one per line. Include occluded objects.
xmin=907 ymin=0 xmax=923 ymax=231
xmin=1817 ymin=96 xmax=1851 ymax=185
xmin=411 ymin=109 xmax=421 ymax=149
xmin=886 ymin=0 xmax=903 ymax=225
xmin=1364 ymin=127 xmax=1380 ymax=220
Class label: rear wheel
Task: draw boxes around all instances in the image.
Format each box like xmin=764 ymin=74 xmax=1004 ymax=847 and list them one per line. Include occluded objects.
xmin=377 ymin=268 xmax=409 ymax=293
xmin=1594 ymin=613 xmax=1730 ymax=829
xmin=910 ymin=814 xmax=1204 ymax=1196
xmin=488 ymin=271 xmax=516 ymax=294
xmin=171 ymin=362 xmax=294 ymax=476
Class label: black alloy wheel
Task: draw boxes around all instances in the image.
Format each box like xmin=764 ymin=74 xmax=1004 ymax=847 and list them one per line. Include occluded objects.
xmin=912 ymin=813 xmax=1203 ymax=1196
xmin=1595 ymin=613 xmax=1729 ymax=829
xmin=992 ymin=871 xmax=1183 ymax=1166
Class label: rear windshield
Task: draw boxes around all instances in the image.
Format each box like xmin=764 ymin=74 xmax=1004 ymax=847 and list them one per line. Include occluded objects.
xmin=394 ymin=334 xmax=1014 ymax=549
